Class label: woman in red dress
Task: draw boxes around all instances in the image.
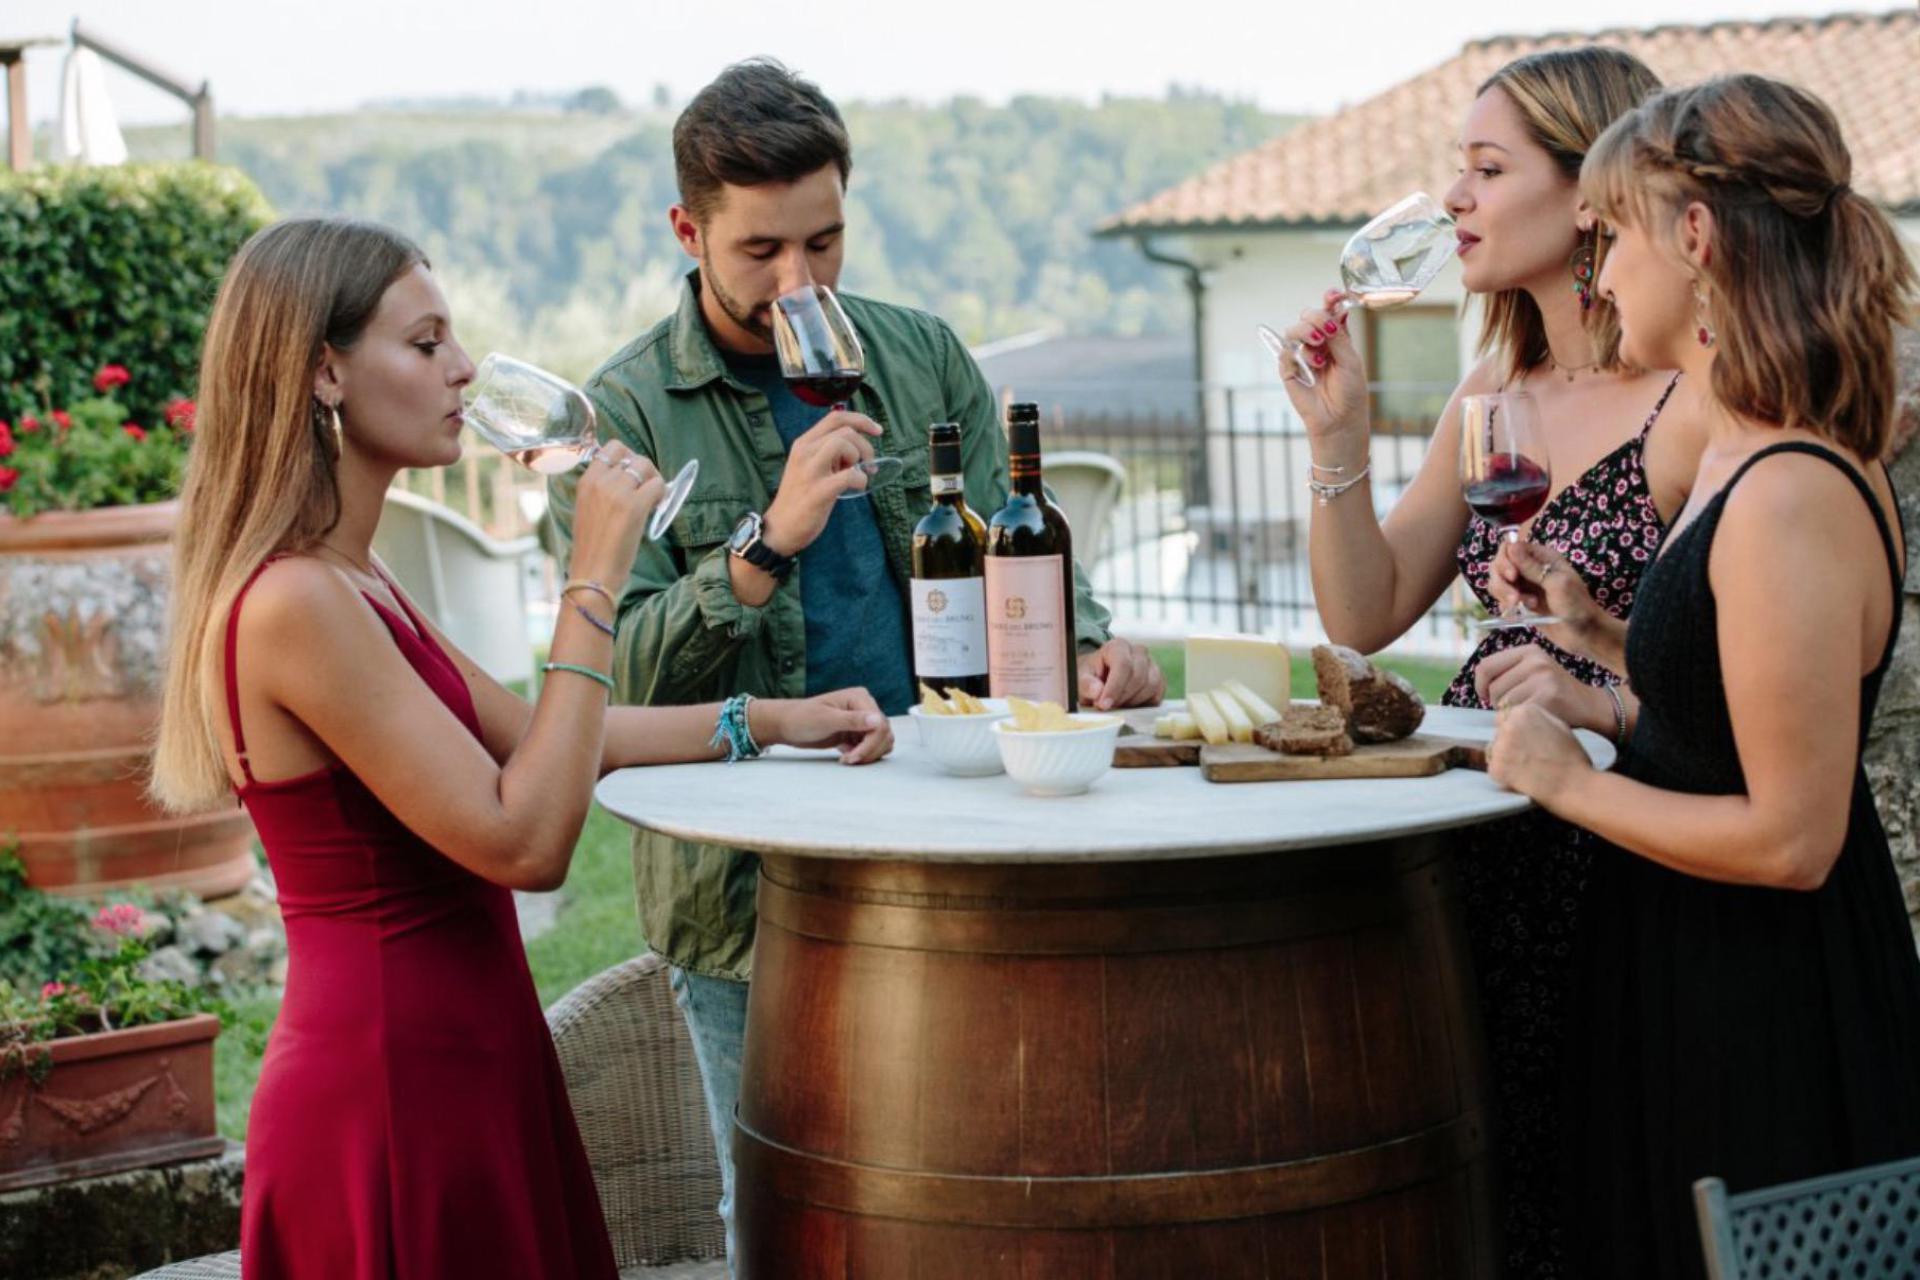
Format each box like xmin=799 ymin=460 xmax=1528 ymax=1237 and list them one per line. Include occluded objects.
xmin=150 ymin=217 xmax=894 ymax=1278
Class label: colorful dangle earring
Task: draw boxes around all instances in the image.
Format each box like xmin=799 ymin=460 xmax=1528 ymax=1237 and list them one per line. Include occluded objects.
xmin=1569 ymin=231 xmax=1596 ymax=312
xmin=1693 ymin=281 xmax=1716 ymax=348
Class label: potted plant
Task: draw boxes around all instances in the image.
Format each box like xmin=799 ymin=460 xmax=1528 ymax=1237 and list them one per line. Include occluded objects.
xmin=1 ymin=163 xmax=272 ymax=901
xmin=0 ymin=853 xmax=227 ymax=1191
xmin=0 ymin=364 xmax=257 ymax=900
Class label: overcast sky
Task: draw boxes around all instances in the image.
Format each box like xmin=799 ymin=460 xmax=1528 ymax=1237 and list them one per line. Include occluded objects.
xmin=6 ymin=0 xmax=1896 ymax=126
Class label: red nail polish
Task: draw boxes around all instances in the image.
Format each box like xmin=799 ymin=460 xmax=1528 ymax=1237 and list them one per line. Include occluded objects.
xmin=1323 ymin=323 xmax=1340 ymax=337
xmin=1310 ymin=351 xmax=1327 ymax=368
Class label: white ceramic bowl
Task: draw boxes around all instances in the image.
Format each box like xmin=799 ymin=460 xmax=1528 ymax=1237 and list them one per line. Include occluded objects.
xmin=908 ymin=699 xmax=1014 ymax=776
xmin=991 ymin=714 xmax=1124 ymax=796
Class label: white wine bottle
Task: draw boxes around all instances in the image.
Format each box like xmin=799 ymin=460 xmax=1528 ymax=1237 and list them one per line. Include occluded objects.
xmin=985 ymin=402 xmax=1076 ymax=709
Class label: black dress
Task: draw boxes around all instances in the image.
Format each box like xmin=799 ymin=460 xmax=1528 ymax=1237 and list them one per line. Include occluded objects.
xmin=1564 ymin=442 xmax=1920 ymax=1280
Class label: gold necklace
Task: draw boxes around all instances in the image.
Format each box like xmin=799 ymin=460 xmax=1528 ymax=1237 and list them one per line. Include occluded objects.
xmin=1547 ymin=351 xmax=1603 ymax=383
xmin=314 ymin=542 xmax=378 ymax=578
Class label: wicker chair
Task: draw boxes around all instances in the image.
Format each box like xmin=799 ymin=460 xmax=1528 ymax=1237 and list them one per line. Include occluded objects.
xmin=135 ymin=953 xmax=726 ymax=1279
xmin=1694 ymin=1154 xmax=1920 ymax=1279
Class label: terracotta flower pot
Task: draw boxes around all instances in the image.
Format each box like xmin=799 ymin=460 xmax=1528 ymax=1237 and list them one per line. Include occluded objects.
xmin=0 ymin=1012 xmax=224 ymax=1191
xmin=0 ymin=501 xmax=255 ymax=898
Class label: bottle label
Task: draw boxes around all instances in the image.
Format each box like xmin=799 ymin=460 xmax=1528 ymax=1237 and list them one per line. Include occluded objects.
xmin=931 ymin=473 xmax=964 ymax=496
xmin=985 ymin=555 xmax=1069 ymax=705
xmin=910 ymin=576 xmax=987 ymax=678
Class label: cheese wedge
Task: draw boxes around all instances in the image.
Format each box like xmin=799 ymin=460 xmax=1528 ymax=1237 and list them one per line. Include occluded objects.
xmin=1221 ymin=678 xmax=1284 ymax=727
xmin=1185 ymin=635 xmax=1291 ymax=711
xmin=1210 ymin=684 xmax=1255 ymax=743
xmin=1187 ymin=690 xmax=1231 ymax=746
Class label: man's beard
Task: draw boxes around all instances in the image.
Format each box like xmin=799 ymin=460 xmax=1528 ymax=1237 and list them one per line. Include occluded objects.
xmin=701 ymin=254 xmax=774 ymax=342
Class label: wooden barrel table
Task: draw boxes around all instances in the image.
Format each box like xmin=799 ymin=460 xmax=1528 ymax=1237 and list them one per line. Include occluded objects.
xmin=596 ymin=705 xmax=1612 ymax=1278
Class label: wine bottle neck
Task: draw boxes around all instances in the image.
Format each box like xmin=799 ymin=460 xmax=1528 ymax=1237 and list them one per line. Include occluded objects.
xmin=1010 ymin=455 xmax=1044 ymax=494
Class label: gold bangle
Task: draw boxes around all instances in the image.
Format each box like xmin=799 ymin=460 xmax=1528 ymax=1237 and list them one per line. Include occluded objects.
xmin=560 ymin=579 xmax=614 ymax=609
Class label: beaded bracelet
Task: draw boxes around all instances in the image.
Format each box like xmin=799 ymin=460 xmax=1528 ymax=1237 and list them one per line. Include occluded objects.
xmin=570 ymin=600 xmax=616 ymax=638
xmin=1308 ymin=464 xmax=1372 ymax=507
xmin=709 ymin=693 xmax=763 ymax=764
xmin=1602 ymin=681 xmax=1629 ymax=749
xmin=542 ymin=661 xmax=614 ymax=696
xmin=560 ymin=579 xmax=615 ymax=610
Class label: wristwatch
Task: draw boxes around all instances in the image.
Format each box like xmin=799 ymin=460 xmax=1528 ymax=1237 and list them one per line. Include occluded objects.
xmin=726 ymin=511 xmax=796 ymax=582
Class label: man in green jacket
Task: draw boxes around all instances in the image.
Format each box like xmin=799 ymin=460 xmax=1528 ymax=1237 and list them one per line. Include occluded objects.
xmin=548 ymin=58 xmax=1164 ymax=1263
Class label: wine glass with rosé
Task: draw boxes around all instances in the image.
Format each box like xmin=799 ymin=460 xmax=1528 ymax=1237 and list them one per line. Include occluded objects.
xmin=1459 ymin=391 xmax=1559 ymax=630
xmin=1255 ymin=191 xmax=1456 ymax=387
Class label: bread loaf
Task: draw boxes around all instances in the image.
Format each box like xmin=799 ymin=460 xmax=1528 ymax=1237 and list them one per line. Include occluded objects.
xmin=1253 ymin=705 xmax=1354 ymax=757
xmin=1311 ymin=644 xmax=1424 ymax=743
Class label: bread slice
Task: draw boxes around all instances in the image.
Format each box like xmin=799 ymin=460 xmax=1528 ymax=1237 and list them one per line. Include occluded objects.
xmin=1254 ymin=705 xmax=1354 ymax=757
xmin=1311 ymin=644 xmax=1425 ymax=744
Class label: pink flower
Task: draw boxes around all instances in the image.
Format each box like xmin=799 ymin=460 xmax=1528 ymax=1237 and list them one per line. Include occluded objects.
xmin=16 ymin=415 xmax=37 ymax=435
xmin=0 ymin=423 xmax=12 ymax=458
xmin=92 ymin=903 xmax=146 ymax=937
xmin=93 ymin=364 xmax=131 ymax=393
xmin=39 ymin=981 xmax=66 ymax=1000
xmin=0 ymin=465 xmax=18 ymax=494
xmin=50 ymin=410 xmax=70 ymax=432
xmin=122 ymin=423 xmax=148 ymax=443
xmin=163 ymin=398 xmax=197 ymax=432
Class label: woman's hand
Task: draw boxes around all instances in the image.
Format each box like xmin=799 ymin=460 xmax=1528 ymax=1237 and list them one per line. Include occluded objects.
xmin=1487 ymin=702 xmax=1593 ymax=802
xmin=569 ymin=441 xmax=666 ymax=588
xmin=760 ymin=688 xmax=894 ymax=765
xmin=1473 ymin=643 xmax=1613 ymax=734
xmin=1275 ymin=288 xmax=1373 ymax=465
xmin=1489 ymin=540 xmax=1625 ymax=668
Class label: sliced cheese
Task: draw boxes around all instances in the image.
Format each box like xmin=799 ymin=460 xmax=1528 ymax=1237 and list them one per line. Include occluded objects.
xmin=1187 ymin=690 xmax=1231 ymax=746
xmin=1221 ymin=678 xmax=1283 ymax=727
xmin=1210 ymin=684 xmax=1255 ymax=742
xmin=1185 ymin=634 xmax=1291 ymax=712
xmin=1152 ymin=715 xmax=1177 ymax=739
xmin=1168 ymin=713 xmax=1199 ymax=740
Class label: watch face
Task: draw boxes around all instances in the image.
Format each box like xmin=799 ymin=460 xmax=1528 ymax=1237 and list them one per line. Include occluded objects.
xmin=727 ymin=513 xmax=761 ymax=554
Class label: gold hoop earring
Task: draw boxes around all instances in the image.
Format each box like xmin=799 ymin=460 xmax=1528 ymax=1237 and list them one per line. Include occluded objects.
xmin=330 ymin=403 xmax=344 ymax=455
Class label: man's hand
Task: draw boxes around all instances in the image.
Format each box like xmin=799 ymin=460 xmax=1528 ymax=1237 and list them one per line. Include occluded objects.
xmin=760 ymin=409 xmax=883 ymax=557
xmin=1076 ymin=638 xmax=1166 ymax=711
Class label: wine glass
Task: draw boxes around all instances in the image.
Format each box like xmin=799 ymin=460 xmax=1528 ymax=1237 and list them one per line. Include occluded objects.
xmin=463 ymin=353 xmax=698 ymax=542
xmin=771 ymin=284 xmax=905 ymax=500
xmin=1255 ymin=192 xmax=1457 ymax=387
xmin=1458 ymin=391 xmax=1559 ymax=630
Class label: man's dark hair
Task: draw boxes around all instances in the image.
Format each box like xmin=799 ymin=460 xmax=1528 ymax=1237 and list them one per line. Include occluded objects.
xmin=674 ymin=58 xmax=852 ymax=222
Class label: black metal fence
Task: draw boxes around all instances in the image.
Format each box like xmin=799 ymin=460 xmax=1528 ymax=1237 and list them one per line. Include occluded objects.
xmin=1009 ymin=381 xmax=1477 ymax=656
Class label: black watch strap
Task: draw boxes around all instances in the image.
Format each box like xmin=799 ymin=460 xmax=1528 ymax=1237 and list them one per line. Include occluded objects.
xmin=740 ymin=535 xmax=795 ymax=581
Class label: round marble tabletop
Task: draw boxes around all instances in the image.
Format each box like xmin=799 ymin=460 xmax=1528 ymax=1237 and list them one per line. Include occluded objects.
xmin=594 ymin=704 xmax=1614 ymax=864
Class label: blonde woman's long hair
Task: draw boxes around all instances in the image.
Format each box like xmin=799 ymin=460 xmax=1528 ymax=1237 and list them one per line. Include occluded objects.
xmin=150 ymin=218 xmax=426 ymax=813
xmin=1475 ymin=46 xmax=1664 ymax=382
xmin=1582 ymin=74 xmax=1916 ymax=459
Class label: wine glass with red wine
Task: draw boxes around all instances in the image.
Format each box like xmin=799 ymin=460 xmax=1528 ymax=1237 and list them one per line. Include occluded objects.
xmin=771 ymin=284 xmax=905 ymax=500
xmin=1459 ymin=391 xmax=1559 ymax=630
xmin=463 ymin=353 xmax=698 ymax=541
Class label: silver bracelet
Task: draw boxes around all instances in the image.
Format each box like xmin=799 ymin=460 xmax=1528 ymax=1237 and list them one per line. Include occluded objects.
xmin=1308 ymin=464 xmax=1372 ymax=506
xmin=1602 ymin=681 xmax=1628 ymax=749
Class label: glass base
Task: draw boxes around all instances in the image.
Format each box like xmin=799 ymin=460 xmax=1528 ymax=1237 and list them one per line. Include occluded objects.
xmin=1474 ymin=610 xmax=1562 ymax=631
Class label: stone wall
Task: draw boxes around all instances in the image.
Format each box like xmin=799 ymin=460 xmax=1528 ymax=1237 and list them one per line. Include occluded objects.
xmin=1864 ymin=325 xmax=1920 ymax=948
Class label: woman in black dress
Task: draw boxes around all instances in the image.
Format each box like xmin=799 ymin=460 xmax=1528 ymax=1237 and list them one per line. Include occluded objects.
xmin=1488 ymin=74 xmax=1920 ymax=1280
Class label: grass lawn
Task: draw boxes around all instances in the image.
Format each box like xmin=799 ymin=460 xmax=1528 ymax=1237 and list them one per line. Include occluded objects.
xmin=213 ymin=646 xmax=1460 ymax=1138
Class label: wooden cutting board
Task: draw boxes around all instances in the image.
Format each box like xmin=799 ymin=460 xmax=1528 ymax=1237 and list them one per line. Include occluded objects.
xmin=1200 ymin=734 xmax=1487 ymax=783
xmin=1112 ymin=705 xmax=1200 ymax=767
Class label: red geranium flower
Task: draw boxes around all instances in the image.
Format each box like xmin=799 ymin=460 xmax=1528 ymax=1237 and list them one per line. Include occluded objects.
xmin=163 ymin=398 xmax=197 ymax=432
xmin=40 ymin=981 xmax=66 ymax=1001
xmin=94 ymin=364 xmax=131 ymax=393
xmin=17 ymin=415 xmax=38 ymax=435
xmin=0 ymin=465 xmax=18 ymax=493
xmin=123 ymin=423 xmax=148 ymax=442
xmin=51 ymin=410 xmax=71 ymax=432
xmin=0 ymin=423 xmax=12 ymax=458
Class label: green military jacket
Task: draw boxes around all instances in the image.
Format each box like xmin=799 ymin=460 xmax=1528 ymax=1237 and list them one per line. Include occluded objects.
xmin=549 ymin=272 xmax=1113 ymax=979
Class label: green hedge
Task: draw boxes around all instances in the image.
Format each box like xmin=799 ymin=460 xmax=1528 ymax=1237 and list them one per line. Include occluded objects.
xmin=0 ymin=164 xmax=273 ymax=428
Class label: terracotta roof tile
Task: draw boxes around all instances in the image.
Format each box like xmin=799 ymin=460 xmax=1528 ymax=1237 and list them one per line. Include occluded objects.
xmin=1100 ymin=10 xmax=1920 ymax=233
